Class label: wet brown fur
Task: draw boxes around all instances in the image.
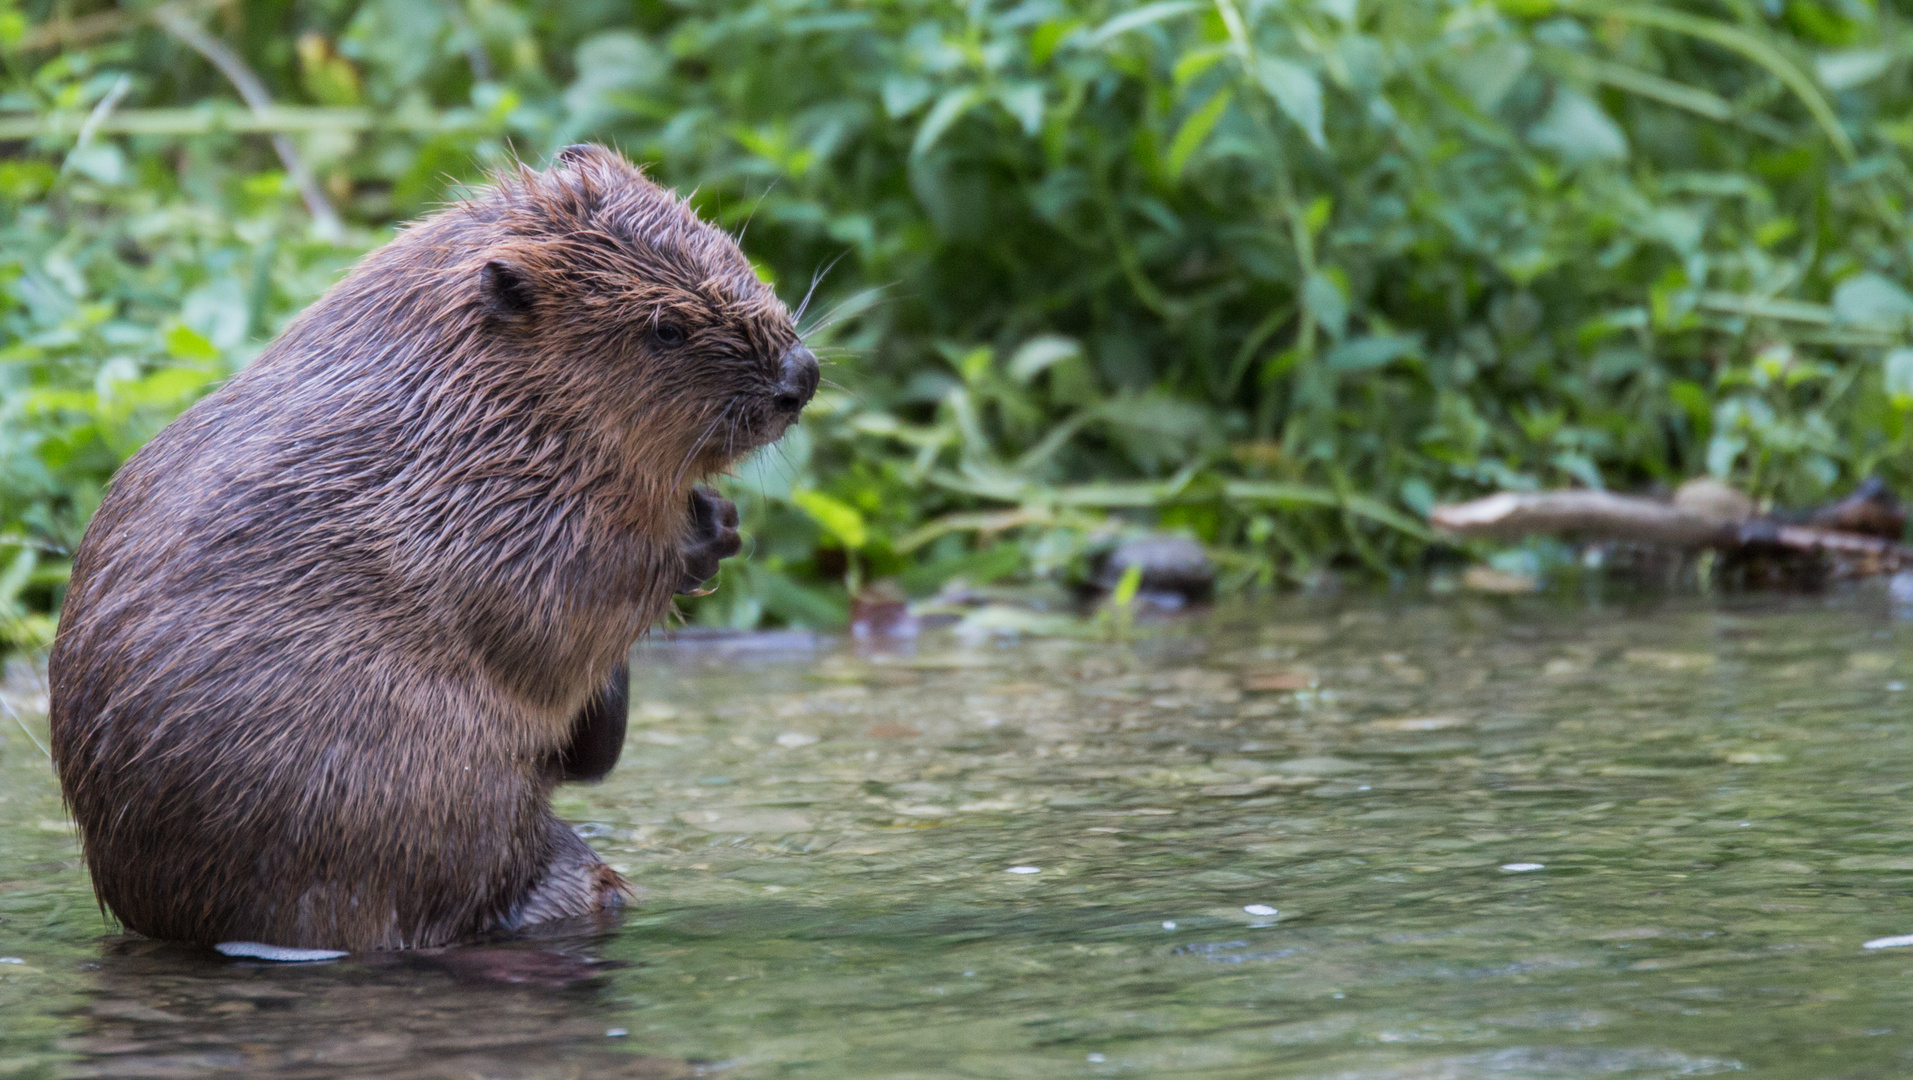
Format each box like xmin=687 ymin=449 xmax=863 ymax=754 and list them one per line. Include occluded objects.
xmin=46 ymin=146 xmax=800 ymax=951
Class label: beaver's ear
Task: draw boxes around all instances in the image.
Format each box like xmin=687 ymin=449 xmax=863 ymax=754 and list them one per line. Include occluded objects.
xmin=481 ymin=259 xmax=535 ymax=322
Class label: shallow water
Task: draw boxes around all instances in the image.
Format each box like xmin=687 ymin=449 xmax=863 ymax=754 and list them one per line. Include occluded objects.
xmin=7 ymin=593 xmax=1913 ymax=1078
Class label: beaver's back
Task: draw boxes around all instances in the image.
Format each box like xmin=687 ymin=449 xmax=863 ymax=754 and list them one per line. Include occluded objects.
xmin=47 ymin=229 xmax=629 ymax=949
xmin=50 ymin=341 xmax=517 ymax=947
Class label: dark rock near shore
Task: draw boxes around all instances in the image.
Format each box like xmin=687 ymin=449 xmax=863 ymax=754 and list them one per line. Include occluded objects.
xmin=1091 ymin=534 xmax=1215 ymax=606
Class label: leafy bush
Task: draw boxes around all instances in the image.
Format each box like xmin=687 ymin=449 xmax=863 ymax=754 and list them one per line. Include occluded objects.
xmin=6 ymin=0 xmax=1913 ymax=645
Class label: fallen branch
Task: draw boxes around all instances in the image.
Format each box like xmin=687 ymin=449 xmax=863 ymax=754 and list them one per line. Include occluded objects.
xmin=14 ymin=0 xmax=227 ymax=52
xmin=0 ymin=106 xmax=472 ymax=141
xmin=150 ymin=3 xmax=344 ymax=241
xmin=1431 ymin=489 xmax=1913 ymax=574
xmin=1430 ymin=490 xmax=1737 ymax=547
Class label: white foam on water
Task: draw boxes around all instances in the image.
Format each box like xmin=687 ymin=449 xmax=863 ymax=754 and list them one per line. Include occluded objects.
xmin=214 ymin=941 xmax=348 ymax=962
xmin=1863 ymin=934 xmax=1913 ymax=950
xmin=1500 ymin=863 xmax=1545 ymax=872
xmin=1243 ymin=904 xmax=1277 ymax=916
xmin=1005 ymin=865 xmax=1041 ymax=874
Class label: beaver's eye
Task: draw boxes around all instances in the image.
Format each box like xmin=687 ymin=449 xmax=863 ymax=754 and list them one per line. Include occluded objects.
xmin=654 ymin=323 xmax=686 ymax=347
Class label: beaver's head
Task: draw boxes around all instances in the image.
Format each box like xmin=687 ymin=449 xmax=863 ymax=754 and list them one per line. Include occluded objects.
xmin=465 ymin=144 xmax=816 ymax=487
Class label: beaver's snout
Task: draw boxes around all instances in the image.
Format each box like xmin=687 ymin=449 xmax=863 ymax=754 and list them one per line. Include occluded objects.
xmin=773 ymin=344 xmax=820 ymax=415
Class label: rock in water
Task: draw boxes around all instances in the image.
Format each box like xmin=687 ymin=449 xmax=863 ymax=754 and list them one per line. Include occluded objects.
xmin=1672 ymin=477 xmax=1754 ymax=522
xmin=1093 ymin=535 xmax=1215 ymax=605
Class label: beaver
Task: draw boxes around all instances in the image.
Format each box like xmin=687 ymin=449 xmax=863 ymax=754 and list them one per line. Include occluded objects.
xmin=45 ymin=144 xmax=817 ymax=952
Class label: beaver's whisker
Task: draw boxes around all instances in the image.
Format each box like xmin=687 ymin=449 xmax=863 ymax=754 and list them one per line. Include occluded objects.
xmin=734 ymin=178 xmax=779 ymax=248
xmin=798 ymin=281 xmax=901 ymax=341
xmin=792 ymin=250 xmax=851 ymax=325
xmin=673 ymin=403 xmax=733 ymax=489
xmin=751 ymin=438 xmax=800 ymax=494
xmin=721 ymin=401 xmax=744 ymax=468
xmin=817 ymin=377 xmax=864 ymax=405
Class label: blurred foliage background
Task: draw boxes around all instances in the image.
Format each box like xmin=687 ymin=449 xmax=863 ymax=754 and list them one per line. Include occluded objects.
xmin=5 ymin=0 xmax=1913 ymax=646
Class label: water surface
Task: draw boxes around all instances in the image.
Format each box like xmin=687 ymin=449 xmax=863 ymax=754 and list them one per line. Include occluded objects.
xmin=6 ymin=593 xmax=1913 ymax=1078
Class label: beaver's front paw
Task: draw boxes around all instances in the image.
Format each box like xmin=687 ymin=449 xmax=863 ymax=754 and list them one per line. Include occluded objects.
xmin=677 ymin=485 xmax=741 ymax=595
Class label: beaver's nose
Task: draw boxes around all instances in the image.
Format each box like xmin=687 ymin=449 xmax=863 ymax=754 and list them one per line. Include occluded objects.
xmin=772 ymin=344 xmax=819 ymax=414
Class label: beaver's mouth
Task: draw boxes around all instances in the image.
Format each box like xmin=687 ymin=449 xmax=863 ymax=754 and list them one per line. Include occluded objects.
xmin=687 ymin=404 xmax=799 ymax=478
xmin=694 ymin=343 xmax=819 ymax=474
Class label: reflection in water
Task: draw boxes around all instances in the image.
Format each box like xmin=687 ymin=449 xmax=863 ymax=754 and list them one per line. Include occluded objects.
xmin=6 ymin=592 xmax=1913 ymax=1077
xmin=60 ymin=931 xmax=695 ymax=1079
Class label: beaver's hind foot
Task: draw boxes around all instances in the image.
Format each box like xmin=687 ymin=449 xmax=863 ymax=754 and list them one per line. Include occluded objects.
xmin=503 ymin=818 xmax=631 ymax=932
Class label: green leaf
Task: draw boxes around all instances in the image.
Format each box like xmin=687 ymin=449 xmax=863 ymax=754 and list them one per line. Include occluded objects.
xmin=1221 ymin=482 xmax=1342 ymax=510
xmin=1008 ymin=335 xmax=1082 ymax=382
xmin=791 ymin=490 xmax=868 ymax=550
xmin=1173 ymin=45 xmax=1230 ymax=87
xmin=0 ymin=546 xmax=34 ymax=609
xmin=1707 ymin=433 xmax=1746 ymax=478
xmin=563 ymin=31 xmax=667 ymax=132
xmin=1030 ymin=19 xmax=1082 ymax=65
xmin=1166 ymin=89 xmax=1232 ymax=180
xmin=1527 ymin=88 xmax=1627 ymax=161
xmin=1324 ymin=333 xmax=1422 ymax=372
xmin=1222 ymin=482 xmax=1434 ymax=540
xmin=1833 ymin=273 xmax=1913 ymax=327
xmin=1815 ymin=49 xmax=1893 ymax=91
xmin=1254 ymin=57 xmax=1324 ymax=150
xmin=1454 ymin=40 xmax=1531 ymax=112
xmin=132 ymin=366 xmax=217 ymax=405
xmin=996 ymin=82 xmax=1045 ymax=137
xmin=164 ymin=323 xmax=220 ymax=363
xmin=881 ymin=77 xmax=933 ymax=118
xmin=1340 ymin=494 xmax=1436 ymax=540
xmin=1086 ymin=1 xmax=1201 ymax=47
xmin=1302 ymin=270 xmax=1349 ymax=339
xmin=1884 ymin=348 xmax=1913 ymax=407
xmin=1577 ymin=2 xmax=1855 ymax=162
xmin=1575 ymin=57 xmax=1732 ymax=122
xmin=63 ymin=143 xmax=127 ymax=185
xmin=912 ymin=87 xmax=985 ymax=158
xmin=755 ymin=566 xmax=849 ymax=629
xmin=1669 ymin=380 xmax=1712 ymax=430
xmin=1317 ymin=0 xmax=1358 ymax=24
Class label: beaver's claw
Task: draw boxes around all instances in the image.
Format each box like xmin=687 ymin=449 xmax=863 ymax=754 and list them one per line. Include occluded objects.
xmin=677 ymin=486 xmax=741 ymax=595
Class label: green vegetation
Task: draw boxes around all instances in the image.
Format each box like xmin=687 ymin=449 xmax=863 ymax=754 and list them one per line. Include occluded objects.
xmin=5 ymin=0 xmax=1913 ymax=645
